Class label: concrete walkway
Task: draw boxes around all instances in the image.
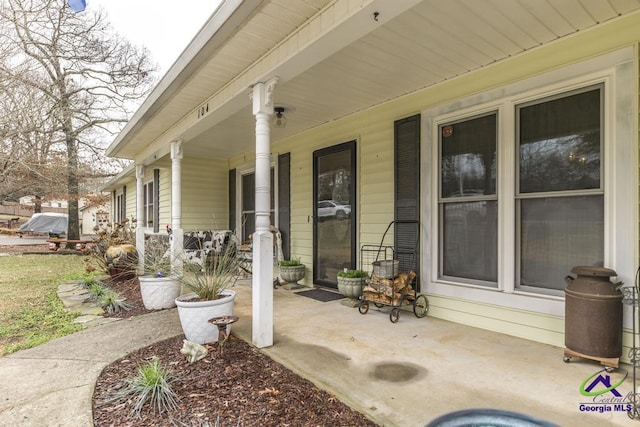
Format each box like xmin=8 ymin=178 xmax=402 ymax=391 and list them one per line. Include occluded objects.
xmin=0 ymin=310 xmax=182 ymax=426
xmin=0 ymin=282 xmax=638 ymax=426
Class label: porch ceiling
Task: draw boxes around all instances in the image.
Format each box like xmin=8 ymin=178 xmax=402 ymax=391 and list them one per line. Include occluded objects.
xmin=109 ymin=0 xmax=640 ymax=162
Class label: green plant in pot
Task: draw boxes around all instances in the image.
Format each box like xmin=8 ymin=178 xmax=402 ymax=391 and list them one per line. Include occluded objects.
xmin=279 ymin=258 xmax=306 ymax=289
xmin=337 ymin=269 xmax=368 ymax=304
xmin=138 ymin=239 xmax=181 ymax=310
xmin=175 ymin=242 xmax=239 ymax=344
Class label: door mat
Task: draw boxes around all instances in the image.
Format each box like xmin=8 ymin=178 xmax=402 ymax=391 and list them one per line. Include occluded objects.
xmin=295 ymin=288 xmax=344 ymax=302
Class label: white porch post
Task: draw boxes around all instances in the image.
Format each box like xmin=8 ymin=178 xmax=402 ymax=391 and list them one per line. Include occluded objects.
xmin=250 ymin=77 xmax=278 ymax=348
xmin=170 ymin=140 xmax=184 ymax=276
xmin=135 ymin=164 xmax=145 ymax=271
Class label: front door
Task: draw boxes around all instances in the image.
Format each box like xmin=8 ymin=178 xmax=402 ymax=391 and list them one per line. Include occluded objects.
xmin=313 ymin=141 xmax=356 ymax=288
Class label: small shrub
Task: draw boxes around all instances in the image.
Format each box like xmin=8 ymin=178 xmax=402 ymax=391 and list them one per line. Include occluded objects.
xmin=337 ymin=269 xmax=368 ymax=278
xmin=81 ymin=277 xmax=109 ymax=300
xmin=113 ymin=357 xmax=178 ymax=419
xmin=280 ymin=259 xmax=302 ymax=267
xmin=98 ymin=288 xmax=131 ymax=314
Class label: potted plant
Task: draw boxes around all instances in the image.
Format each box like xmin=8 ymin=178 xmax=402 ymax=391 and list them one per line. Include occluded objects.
xmin=104 ymin=244 xmax=138 ymax=281
xmin=337 ymin=269 xmax=368 ymax=306
xmin=174 ymin=243 xmax=238 ymax=344
xmin=89 ymin=219 xmax=138 ymax=281
xmin=138 ymin=240 xmax=181 ymax=310
xmin=279 ymin=258 xmax=306 ymax=289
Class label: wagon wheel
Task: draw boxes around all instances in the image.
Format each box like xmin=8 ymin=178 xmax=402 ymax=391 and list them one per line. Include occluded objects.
xmin=374 ymin=302 xmax=384 ymax=308
xmin=358 ymin=300 xmax=369 ymax=314
xmin=413 ymin=295 xmax=429 ymax=318
xmin=390 ymin=308 xmax=400 ymax=323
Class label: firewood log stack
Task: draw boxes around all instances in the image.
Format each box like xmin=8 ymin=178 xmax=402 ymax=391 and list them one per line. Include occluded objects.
xmin=362 ymin=271 xmax=417 ymax=305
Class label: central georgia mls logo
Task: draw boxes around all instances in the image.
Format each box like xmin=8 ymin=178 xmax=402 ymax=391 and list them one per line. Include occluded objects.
xmin=577 ymin=369 xmax=632 ymax=414
xmin=580 ymin=369 xmax=627 ymax=397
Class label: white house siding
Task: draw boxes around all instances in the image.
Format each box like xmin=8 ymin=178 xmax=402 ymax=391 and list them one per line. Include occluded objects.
xmin=158 ymin=168 xmax=171 ymax=232
xmin=123 ymin=177 xmax=136 ymax=222
xmin=180 ymin=157 xmax=229 ymax=231
xmin=224 ymin=13 xmax=639 ymax=355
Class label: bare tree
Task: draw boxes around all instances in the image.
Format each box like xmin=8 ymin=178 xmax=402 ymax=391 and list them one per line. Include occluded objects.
xmin=0 ymin=79 xmax=67 ymax=207
xmin=0 ymin=0 xmax=155 ymax=239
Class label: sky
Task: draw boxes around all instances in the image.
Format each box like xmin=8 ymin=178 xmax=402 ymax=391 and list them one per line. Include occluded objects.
xmin=88 ymin=0 xmax=223 ymax=76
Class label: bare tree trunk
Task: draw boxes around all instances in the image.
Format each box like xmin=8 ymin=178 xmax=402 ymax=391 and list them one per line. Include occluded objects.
xmin=66 ymin=135 xmax=80 ymax=240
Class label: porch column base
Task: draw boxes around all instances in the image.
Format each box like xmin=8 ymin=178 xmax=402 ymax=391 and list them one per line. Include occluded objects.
xmin=171 ymin=227 xmax=183 ymax=278
xmin=252 ymin=230 xmax=273 ymax=348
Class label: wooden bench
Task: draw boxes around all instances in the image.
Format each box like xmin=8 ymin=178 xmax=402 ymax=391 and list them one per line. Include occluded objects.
xmin=46 ymin=239 xmax=92 ymax=251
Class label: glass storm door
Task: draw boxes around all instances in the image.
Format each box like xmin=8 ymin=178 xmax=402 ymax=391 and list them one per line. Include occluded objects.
xmin=313 ymin=141 xmax=356 ymax=288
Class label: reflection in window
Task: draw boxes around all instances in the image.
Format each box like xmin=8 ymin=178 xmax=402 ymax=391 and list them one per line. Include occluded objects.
xmin=519 ymin=88 xmax=601 ymax=193
xmin=517 ymin=85 xmax=603 ymax=291
xmin=441 ymin=113 xmax=497 ymax=198
xmin=439 ymin=112 xmax=498 ymax=285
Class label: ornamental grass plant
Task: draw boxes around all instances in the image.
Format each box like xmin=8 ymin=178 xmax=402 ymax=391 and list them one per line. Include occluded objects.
xmin=178 ymin=239 xmax=240 ymax=301
xmin=111 ymin=357 xmax=177 ymax=419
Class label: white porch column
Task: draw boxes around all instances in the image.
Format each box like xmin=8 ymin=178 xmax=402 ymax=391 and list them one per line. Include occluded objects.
xmin=250 ymin=77 xmax=278 ymax=348
xmin=135 ymin=164 xmax=145 ymax=271
xmin=170 ymin=140 xmax=184 ymax=276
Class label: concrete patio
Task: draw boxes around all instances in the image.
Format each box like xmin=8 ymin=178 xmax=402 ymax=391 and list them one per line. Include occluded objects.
xmin=232 ymin=283 xmax=637 ymax=426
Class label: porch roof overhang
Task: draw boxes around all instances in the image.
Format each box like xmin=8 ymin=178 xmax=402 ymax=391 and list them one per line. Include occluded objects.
xmin=106 ymin=0 xmax=640 ymax=164
xmin=101 ymin=163 xmax=135 ymax=192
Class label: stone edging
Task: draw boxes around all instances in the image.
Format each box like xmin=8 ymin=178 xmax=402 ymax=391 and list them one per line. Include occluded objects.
xmin=57 ymin=281 xmax=121 ymax=328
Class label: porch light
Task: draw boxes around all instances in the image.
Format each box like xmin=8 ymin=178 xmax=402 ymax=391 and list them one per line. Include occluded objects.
xmin=272 ymin=107 xmax=287 ymax=128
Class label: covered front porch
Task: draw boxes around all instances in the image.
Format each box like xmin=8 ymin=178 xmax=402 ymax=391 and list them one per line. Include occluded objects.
xmin=104 ymin=0 xmax=640 ymax=358
xmin=229 ymin=280 xmax=633 ymax=426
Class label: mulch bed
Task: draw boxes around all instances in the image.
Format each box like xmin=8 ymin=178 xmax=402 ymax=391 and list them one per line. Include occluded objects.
xmin=93 ymin=334 xmax=378 ymax=427
xmin=92 ymin=279 xmax=377 ymax=426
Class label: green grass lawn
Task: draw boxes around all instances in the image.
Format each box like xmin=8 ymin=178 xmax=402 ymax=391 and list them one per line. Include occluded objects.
xmin=0 ymin=254 xmax=90 ymax=355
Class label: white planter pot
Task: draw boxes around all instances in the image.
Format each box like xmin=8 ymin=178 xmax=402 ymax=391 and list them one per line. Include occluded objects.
xmin=175 ymin=290 xmax=236 ymax=344
xmin=279 ymin=265 xmax=306 ymax=284
xmin=337 ymin=277 xmax=364 ymax=299
xmin=139 ymin=276 xmax=181 ymax=310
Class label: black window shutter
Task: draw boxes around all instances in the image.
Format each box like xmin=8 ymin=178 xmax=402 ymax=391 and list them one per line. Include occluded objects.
xmin=228 ymin=169 xmax=236 ymax=231
xmin=394 ymin=115 xmax=421 ymax=289
xmin=153 ymin=169 xmax=160 ymax=233
xmin=122 ymin=185 xmax=127 ymax=221
xmin=112 ymin=190 xmax=116 ymax=222
xmin=278 ymin=153 xmax=291 ymax=260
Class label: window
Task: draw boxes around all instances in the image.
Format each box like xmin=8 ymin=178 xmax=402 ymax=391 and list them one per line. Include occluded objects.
xmin=428 ymin=49 xmax=634 ymax=313
xmin=516 ymin=86 xmax=603 ymax=292
xmin=230 ymin=154 xmax=289 ymax=258
xmin=439 ymin=113 xmax=498 ymax=286
xmin=115 ymin=187 xmax=126 ymax=224
xmin=115 ymin=193 xmax=124 ymax=223
xmin=143 ymin=181 xmax=154 ymax=228
xmin=437 ymin=87 xmax=603 ymax=294
xmin=238 ymin=167 xmax=275 ymax=243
